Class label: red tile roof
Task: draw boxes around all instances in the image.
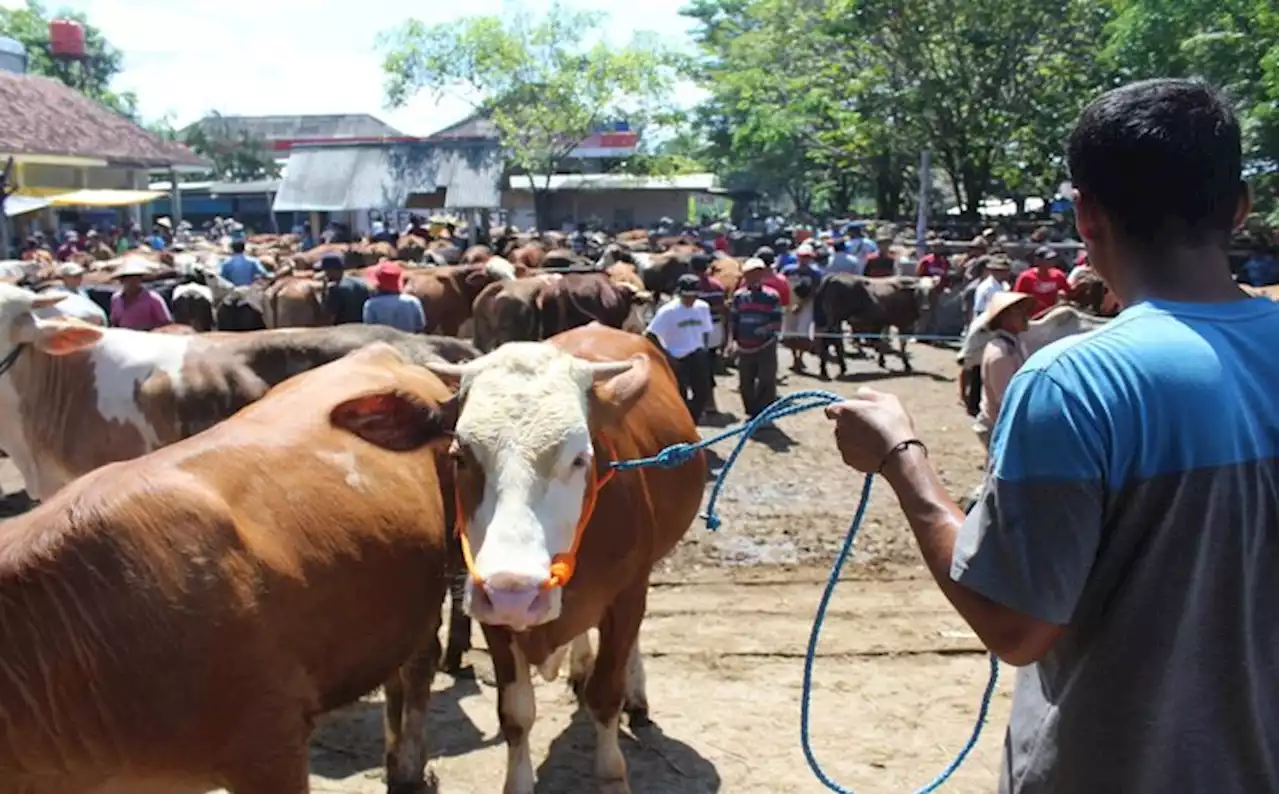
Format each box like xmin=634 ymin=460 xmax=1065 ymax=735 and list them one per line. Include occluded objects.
xmin=0 ymin=72 xmax=208 ymax=168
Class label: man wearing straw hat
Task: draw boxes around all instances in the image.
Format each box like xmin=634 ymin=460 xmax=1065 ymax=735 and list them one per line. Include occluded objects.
xmin=969 ymin=291 xmax=1034 ymax=450
xmin=825 ymin=80 xmax=1277 ymax=792
xmin=109 ymin=259 xmax=172 ymax=331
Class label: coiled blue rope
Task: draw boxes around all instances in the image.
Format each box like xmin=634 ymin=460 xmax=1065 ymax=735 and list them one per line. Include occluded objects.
xmin=611 ymin=389 xmax=1001 ymax=792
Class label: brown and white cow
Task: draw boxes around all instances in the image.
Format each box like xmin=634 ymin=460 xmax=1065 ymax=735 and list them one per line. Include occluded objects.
xmin=0 ymin=343 xmax=457 ymax=794
xmin=0 ymin=284 xmax=478 ymax=500
xmin=425 ymin=324 xmax=707 ymax=793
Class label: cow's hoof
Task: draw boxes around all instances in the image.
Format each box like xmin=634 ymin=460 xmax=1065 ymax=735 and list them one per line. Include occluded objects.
xmin=625 ymin=704 xmax=652 ymax=729
xmin=387 ymin=768 xmax=438 ymax=794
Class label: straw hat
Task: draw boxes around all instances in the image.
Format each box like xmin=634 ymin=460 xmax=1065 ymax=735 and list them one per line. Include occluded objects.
xmin=742 ymin=258 xmax=767 ymax=274
xmin=112 ymin=258 xmax=154 ymax=279
xmin=155 ymin=217 xmax=172 ymax=230
xmin=56 ymin=262 xmax=85 ymax=278
xmin=980 ymin=291 xmax=1035 ymax=330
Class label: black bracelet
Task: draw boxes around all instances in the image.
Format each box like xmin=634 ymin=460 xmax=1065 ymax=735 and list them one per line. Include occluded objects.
xmin=878 ymin=439 xmax=928 ymax=473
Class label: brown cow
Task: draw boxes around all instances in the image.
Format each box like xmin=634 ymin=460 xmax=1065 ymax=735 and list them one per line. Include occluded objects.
xmin=470 ymin=273 xmax=639 ymax=353
xmin=265 ymin=276 xmax=327 ymax=328
xmin=425 ymin=324 xmax=706 ymax=793
xmin=0 ymin=343 xmax=456 ymax=794
xmin=402 ymin=259 xmax=518 ymax=336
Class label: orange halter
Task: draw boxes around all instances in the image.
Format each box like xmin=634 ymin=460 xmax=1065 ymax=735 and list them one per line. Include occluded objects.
xmin=454 ymin=437 xmax=618 ymax=591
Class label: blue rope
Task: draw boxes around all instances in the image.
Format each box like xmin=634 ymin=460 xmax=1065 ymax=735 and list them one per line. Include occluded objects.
xmin=610 ymin=389 xmax=1001 ymax=792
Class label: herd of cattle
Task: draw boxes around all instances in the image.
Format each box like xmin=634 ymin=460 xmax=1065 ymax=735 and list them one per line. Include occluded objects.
xmin=3 ymin=225 xmax=1269 ymax=794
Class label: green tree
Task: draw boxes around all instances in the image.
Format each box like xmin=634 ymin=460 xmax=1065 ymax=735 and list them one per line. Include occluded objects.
xmin=0 ymin=0 xmax=137 ymax=118
xmin=182 ymin=112 xmax=282 ymax=181
xmin=380 ymin=5 xmax=686 ymax=228
xmin=1101 ymin=0 xmax=1278 ymax=220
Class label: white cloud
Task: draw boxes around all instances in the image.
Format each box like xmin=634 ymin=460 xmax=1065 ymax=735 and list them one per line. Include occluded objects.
xmin=48 ymin=0 xmax=706 ymax=135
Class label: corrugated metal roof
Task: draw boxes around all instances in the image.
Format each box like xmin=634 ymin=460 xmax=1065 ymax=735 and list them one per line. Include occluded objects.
xmin=273 ymin=142 xmax=501 ymax=212
xmin=185 ymin=114 xmax=403 ymax=142
xmin=508 ymin=173 xmax=717 ymax=192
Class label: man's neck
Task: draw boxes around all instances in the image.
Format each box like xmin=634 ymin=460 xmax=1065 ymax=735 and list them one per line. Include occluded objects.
xmin=1114 ymin=245 xmax=1247 ymax=304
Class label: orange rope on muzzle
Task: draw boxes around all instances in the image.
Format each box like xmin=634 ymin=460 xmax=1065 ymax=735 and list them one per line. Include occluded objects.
xmin=455 ymin=437 xmax=618 ymax=591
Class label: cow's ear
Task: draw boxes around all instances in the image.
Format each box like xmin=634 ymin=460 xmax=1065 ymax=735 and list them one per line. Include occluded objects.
xmin=330 ymin=391 xmax=456 ymax=452
xmin=588 ymin=354 xmax=650 ymax=423
xmin=25 ymin=318 xmax=104 ymax=355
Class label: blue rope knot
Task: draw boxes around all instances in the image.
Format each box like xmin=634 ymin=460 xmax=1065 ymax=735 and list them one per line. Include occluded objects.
xmin=610 ymin=388 xmax=1000 ymax=793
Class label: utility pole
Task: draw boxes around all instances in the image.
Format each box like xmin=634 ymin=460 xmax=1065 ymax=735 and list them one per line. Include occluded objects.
xmin=915 ymin=149 xmax=931 ymax=261
xmin=1 ymin=156 xmax=15 ymax=259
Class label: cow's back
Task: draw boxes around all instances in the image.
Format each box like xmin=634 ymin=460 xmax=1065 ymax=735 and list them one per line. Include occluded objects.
xmin=0 ymin=349 xmax=453 ymax=790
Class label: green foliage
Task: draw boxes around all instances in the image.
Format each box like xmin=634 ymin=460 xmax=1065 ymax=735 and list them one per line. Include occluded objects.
xmin=0 ymin=0 xmax=137 ymax=119
xmin=685 ymin=0 xmax=1276 ymax=226
xmin=182 ymin=113 xmax=281 ymax=182
xmin=379 ymin=4 xmax=687 ymax=226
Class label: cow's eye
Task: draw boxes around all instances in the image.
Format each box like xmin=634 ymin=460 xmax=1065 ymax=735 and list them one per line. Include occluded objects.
xmin=571 ymin=453 xmax=590 ymax=469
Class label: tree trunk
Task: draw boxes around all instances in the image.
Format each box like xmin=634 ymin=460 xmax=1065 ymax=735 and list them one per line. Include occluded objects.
xmin=533 ymin=189 xmax=553 ymax=231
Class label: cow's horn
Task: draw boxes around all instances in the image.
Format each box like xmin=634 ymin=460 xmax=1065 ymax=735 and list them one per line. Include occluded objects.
xmin=586 ymin=358 xmax=637 ymax=382
xmin=425 ymin=359 xmax=484 ymax=380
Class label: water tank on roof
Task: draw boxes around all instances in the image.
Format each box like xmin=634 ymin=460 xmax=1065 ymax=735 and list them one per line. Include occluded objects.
xmin=0 ymin=36 xmax=26 ymax=74
xmin=48 ymin=19 xmax=86 ymax=59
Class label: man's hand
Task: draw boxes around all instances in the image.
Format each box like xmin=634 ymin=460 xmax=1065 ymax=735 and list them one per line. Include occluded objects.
xmin=824 ymin=388 xmax=919 ymax=472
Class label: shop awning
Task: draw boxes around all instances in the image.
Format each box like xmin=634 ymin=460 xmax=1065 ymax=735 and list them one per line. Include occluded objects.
xmin=47 ymin=189 xmax=165 ymax=207
xmin=3 ymin=194 xmax=51 ymax=217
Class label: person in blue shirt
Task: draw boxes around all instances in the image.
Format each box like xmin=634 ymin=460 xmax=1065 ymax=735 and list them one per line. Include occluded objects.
xmin=826 ymin=79 xmax=1277 ymax=794
xmin=219 ymin=240 xmax=271 ymax=287
xmin=363 ymin=260 xmax=426 ymax=333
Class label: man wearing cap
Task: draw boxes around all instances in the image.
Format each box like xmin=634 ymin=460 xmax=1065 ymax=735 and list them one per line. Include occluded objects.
xmin=44 ymin=263 xmax=108 ymax=326
xmin=220 ymin=240 xmax=271 ymax=287
xmin=55 ymin=230 xmax=81 ymax=262
xmin=970 ymin=291 xmax=1035 ymax=450
xmin=752 ymin=246 xmax=792 ymax=307
xmin=780 ymin=243 xmax=823 ymax=373
xmin=862 ymin=237 xmax=898 ymax=278
xmin=645 ymin=274 xmax=715 ymax=422
xmin=728 ymin=259 xmax=783 ymax=419
xmin=362 ymin=261 xmax=425 ymax=333
xmin=845 ymin=222 xmax=878 ymax=273
xmin=320 ymin=254 xmax=371 ymax=325
xmin=110 ymin=260 xmax=173 ymax=331
xmin=1014 ymin=246 xmax=1070 ymax=316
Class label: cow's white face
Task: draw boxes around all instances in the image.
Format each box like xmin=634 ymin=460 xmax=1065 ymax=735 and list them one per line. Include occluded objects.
xmin=429 ymin=343 xmax=647 ymax=631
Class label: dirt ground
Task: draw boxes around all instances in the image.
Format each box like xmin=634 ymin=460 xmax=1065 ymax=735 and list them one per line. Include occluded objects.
xmin=1 ymin=341 xmax=1011 ymax=794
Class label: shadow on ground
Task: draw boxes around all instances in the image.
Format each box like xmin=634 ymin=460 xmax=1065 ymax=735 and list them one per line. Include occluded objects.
xmin=535 ymin=708 xmax=721 ymax=793
xmin=310 ymin=673 xmax=497 ymax=781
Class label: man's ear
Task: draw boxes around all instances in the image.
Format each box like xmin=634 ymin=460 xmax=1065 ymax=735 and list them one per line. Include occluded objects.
xmin=330 ymin=390 xmax=457 ymax=452
xmin=22 ymin=317 xmax=104 ymax=355
xmin=588 ymin=354 xmax=650 ymax=424
xmin=1232 ymin=180 xmax=1252 ymax=231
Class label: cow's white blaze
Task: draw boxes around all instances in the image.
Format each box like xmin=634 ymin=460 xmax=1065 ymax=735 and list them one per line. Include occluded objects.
xmin=431 ymin=343 xmax=631 ymax=628
xmin=89 ymin=329 xmax=191 ymax=450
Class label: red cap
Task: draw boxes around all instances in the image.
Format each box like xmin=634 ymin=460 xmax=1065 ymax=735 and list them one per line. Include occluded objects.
xmin=373 ymin=260 xmax=404 ymax=290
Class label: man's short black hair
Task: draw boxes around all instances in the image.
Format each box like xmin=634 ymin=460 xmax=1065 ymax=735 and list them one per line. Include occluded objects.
xmin=1066 ymin=78 xmax=1243 ymax=249
xmin=231 ymin=240 xmax=246 ymax=253
xmin=690 ymin=252 xmax=712 ymax=272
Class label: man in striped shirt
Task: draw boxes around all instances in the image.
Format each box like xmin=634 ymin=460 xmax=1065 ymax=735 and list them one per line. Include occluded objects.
xmin=728 ymin=259 xmax=783 ymax=419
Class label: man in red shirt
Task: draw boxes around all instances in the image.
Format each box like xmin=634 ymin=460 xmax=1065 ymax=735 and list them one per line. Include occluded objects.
xmin=916 ymin=239 xmax=953 ymax=288
xmin=752 ymin=246 xmax=792 ymax=306
xmin=1013 ymin=246 xmax=1071 ymax=317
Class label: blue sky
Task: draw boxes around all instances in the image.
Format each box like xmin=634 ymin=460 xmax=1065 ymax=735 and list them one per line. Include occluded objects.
xmin=9 ymin=0 xmax=705 ymax=135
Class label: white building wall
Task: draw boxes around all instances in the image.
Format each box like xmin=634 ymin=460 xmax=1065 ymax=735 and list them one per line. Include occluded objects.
xmin=501 ymin=189 xmax=694 ymax=230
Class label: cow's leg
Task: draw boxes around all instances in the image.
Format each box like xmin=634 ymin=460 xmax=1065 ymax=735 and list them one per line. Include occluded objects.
xmin=585 ymin=582 xmax=648 ymax=794
xmin=568 ymin=630 xmax=595 ymax=701
xmin=898 ymin=335 xmax=912 ymax=372
xmin=384 ymin=622 xmax=442 ymax=794
xmin=489 ymin=629 xmax=536 ymax=794
xmin=623 ymin=637 xmax=650 ymax=728
xmin=442 ymin=569 xmax=472 ymax=673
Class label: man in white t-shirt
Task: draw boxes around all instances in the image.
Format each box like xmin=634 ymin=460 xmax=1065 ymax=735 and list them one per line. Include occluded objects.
xmin=959 ymin=257 xmax=1013 ymax=416
xmin=645 ymin=273 xmax=715 ymax=422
